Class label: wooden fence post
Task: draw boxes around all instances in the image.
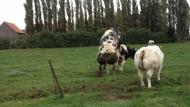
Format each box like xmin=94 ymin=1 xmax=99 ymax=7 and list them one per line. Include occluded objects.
xmin=48 ymin=60 xmax=63 ymax=98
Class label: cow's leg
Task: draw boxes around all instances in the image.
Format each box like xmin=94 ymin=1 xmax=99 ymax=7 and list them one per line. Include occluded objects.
xmin=118 ymin=56 xmax=122 ymax=71
xmin=118 ymin=58 xmax=126 ymax=72
xmin=105 ymin=64 xmax=110 ymax=74
xmin=157 ymin=64 xmax=162 ymax=81
xmin=112 ymin=64 xmax=116 ymax=78
xmin=103 ymin=64 xmax=107 ymax=73
xmin=147 ymin=69 xmax=153 ymax=88
xmin=98 ymin=65 xmax=103 ymax=77
xmin=103 ymin=64 xmax=106 ymax=70
xmin=138 ymin=70 xmax=145 ymax=87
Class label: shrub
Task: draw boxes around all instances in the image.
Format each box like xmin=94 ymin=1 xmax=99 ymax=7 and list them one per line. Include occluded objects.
xmin=0 ymin=38 xmax=10 ymax=50
xmin=10 ymin=36 xmax=29 ymax=49
xmin=27 ymin=30 xmax=103 ymax=48
xmin=121 ymin=28 xmax=151 ymax=44
xmin=28 ymin=31 xmax=64 ymax=48
xmin=59 ymin=31 xmax=99 ymax=47
xmin=121 ymin=28 xmax=173 ymax=44
xmin=152 ymin=32 xmax=173 ymax=43
xmin=3 ymin=28 xmax=175 ymax=49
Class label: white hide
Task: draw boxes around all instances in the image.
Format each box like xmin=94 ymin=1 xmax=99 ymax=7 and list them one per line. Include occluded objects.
xmin=148 ymin=40 xmax=155 ymax=45
xmin=134 ymin=45 xmax=164 ymax=88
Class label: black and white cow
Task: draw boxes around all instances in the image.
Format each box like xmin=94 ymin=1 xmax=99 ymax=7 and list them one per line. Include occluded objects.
xmin=97 ymin=40 xmax=119 ymax=77
xmin=97 ymin=28 xmax=121 ymax=77
xmin=118 ymin=44 xmax=136 ymax=72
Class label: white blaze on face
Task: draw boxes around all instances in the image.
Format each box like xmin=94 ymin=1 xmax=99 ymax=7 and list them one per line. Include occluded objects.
xmin=148 ymin=40 xmax=155 ymax=45
xmin=120 ymin=44 xmax=128 ymax=53
xmin=104 ymin=29 xmax=114 ymax=36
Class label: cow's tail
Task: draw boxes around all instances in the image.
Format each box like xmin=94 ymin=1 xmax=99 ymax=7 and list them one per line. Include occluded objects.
xmin=138 ymin=50 xmax=145 ymax=70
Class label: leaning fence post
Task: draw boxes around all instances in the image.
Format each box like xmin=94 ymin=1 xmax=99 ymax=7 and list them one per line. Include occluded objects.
xmin=48 ymin=60 xmax=63 ymax=98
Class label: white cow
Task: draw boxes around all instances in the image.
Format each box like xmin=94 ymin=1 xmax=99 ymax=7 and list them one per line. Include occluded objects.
xmin=134 ymin=45 xmax=164 ymax=88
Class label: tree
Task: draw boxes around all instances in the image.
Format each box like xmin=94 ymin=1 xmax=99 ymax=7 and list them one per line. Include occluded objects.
xmin=120 ymin=0 xmax=131 ymax=30
xmin=160 ymin=0 xmax=168 ymax=32
xmin=168 ymin=0 xmax=176 ymax=40
xmin=99 ymin=0 xmax=105 ymax=28
xmin=58 ymin=0 xmax=66 ymax=32
xmin=70 ymin=0 xmax=74 ymax=31
xmin=103 ymin=0 xmax=114 ymax=27
xmin=24 ymin=0 xmax=35 ymax=34
xmin=34 ymin=0 xmax=43 ymax=32
xmin=115 ymin=0 xmax=123 ymax=29
xmin=94 ymin=0 xmax=98 ymax=30
xmin=83 ymin=0 xmax=88 ymax=30
xmin=52 ymin=0 xmax=58 ymax=32
xmin=41 ymin=0 xmax=48 ymax=30
xmin=79 ymin=0 xmax=84 ymax=30
xmin=131 ymin=0 xmax=139 ymax=28
xmin=66 ymin=0 xmax=72 ymax=31
xmin=176 ymin=0 xmax=189 ymax=41
xmin=86 ymin=0 xmax=93 ymax=30
xmin=46 ymin=0 xmax=53 ymax=31
xmin=75 ymin=0 xmax=80 ymax=30
xmin=140 ymin=0 xmax=148 ymax=28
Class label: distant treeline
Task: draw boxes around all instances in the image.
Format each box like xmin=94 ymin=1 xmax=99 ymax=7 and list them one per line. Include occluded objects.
xmin=24 ymin=0 xmax=190 ymax=42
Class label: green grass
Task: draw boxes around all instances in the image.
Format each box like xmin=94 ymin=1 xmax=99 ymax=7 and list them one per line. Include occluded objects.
xmin=0 ymin=42 xmax=189 ymax=107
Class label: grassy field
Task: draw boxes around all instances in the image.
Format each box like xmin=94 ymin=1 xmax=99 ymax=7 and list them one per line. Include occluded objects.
xmin=0 ymin=42 xmax=189 ymax=107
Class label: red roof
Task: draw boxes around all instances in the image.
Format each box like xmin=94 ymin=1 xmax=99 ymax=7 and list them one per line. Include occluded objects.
xmin=3 ymin=22 xmax=24 ymax=33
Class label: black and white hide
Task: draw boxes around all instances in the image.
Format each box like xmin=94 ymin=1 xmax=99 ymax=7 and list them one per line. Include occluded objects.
xmin=100 ymin=28 xmax=121 ymax=48
xmin=118 ymin=44 xmax=137 ymax=72
xmin=97 ymin=41 xmax=119 ymax=77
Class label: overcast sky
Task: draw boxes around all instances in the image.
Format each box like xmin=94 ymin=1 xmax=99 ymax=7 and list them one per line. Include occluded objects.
xmin=0 ymin=0 xmax=190 ymax=30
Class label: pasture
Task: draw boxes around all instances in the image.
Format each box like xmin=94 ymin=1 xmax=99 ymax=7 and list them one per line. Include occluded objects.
xmin=0 ymin=42 xmax=189 ymax=107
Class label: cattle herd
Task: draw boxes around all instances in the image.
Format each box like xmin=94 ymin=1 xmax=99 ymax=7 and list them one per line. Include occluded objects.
xmin=96 ymin=28 xmax=164 ymax=88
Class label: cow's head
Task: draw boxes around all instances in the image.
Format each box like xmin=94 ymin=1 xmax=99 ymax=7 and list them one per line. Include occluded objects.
xmin=125 ymin=46 xmax=137 ymax=60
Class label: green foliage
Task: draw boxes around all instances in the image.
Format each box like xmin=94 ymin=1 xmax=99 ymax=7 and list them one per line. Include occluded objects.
xmin=10 ymin=38 xmax=29 ymax=49
xmin=58 ymin=0 xmax=66 ymax=32
xmin=24 ymin=0 xmax=35 ymax=34
xmin=122 ymin=28 xmax=173 ymax=44
xmin=0 ymin=28 xmax=174 ymax=49
xmin=122 ymin=28 xmax=151 ymax=44
xmin=58 ymin=31 xmax=99 ymax=47
xmin=29 ymin=31 xmax=62 ymax=48
xmin=26 ymin=30 xmax=104 ymax=48
xmin=152 ymin=32 xmax=173 ymax=43
xmin=0 ymin=38 xmax=10 ymax=50
xmin=24 ymin=0 xmax=190 ymax=41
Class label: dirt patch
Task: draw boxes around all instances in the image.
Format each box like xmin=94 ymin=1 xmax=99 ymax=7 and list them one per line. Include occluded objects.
xmin=0 ymin=88 xmax=48 ymax=102
xmin=103 ymin=93 xmax=133 ymax=101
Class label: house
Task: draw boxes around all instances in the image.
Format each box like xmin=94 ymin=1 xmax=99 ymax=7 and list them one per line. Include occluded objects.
xmin=0 ymin=22 xmax=25 ymax=39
